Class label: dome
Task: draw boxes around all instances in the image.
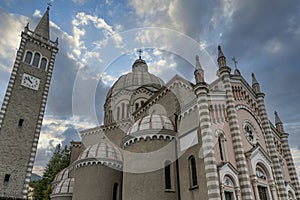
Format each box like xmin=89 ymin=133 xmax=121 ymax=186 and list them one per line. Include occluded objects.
xmin=53 ymin=167 xmax=69 ymax=183
xmin=51 ymin=178 xmax=74 ymax=195
xmin=127 ymin=114 xmax=176 ymax=135
xmin=106 ymin=58 xmax=164 ymax=98
xmin=76 ymin=142 xmax=123 ymax=169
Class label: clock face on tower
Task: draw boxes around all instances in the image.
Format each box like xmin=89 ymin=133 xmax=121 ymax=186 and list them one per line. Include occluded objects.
xmin=21 ymin=73 xmax=40 ymax=91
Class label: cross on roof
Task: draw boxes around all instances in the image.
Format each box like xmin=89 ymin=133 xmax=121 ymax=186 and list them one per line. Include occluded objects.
xmin=137 ymin=49 xmax=143 ymax=59
xmin=47 ymin=2 xmax=52 ymax=10
xmin=232 ymin=57 xmax=238 ymax=70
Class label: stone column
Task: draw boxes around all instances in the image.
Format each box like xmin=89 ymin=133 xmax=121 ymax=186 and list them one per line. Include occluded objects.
xmin=220 ymin=184 xmax=225 ymax=200
xmin=252 ymin=179 xmax=260 ymax=199
xmin=235 ymin=187 xmax=241 ymax=200
xmin=194 ymin=82 xmax=221 ymax=200
xmin=218 ymin=66 xmax=253 ymax=200
xmin=256 ymin=94 xmax=287 ymax=199
xmin=269 ymin=180 xmax=278 ymax=200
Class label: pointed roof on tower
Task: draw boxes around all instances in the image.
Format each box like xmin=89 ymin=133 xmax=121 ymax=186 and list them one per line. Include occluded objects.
xmin=251 ymin=73 xmax=261 ymax=94
xmin=252 ymin=73 xmax=258 ymax=85
xmin=217 ymin=45 xmax=227 ymax=68
xmin=195 ymin=55 xmax=203 ymax=70
xmin=34 ymin=7 xmax=50 ymax=40
xmin=274 ymin=111 xmax=285 ymax=133
xmin=194 ymin=55 xmax=205 ymax=83
xmin=275 ymin=111 xmax=282 ymax=125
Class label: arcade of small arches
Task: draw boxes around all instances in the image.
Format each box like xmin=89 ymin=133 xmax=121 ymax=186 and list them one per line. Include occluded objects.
xmin=23 ymin=50 xmax=48 ymax=70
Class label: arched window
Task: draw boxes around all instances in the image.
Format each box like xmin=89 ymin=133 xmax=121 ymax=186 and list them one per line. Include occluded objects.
xmin=217 ymin=131 xmax=226 ymax=162
xmin=121 ymin=103 xmax=125 ymax=119
xmin=117 ymin=107 xmax=120 ymax=120
xmin=189 ymin=156 xmax=198 ymax=187
xmin=135 ymin=103 xmax=139 ymax=111
xmin=32 ymin=52 xmax=40 ymax=67
xmin=24 ymin=51 xmax=32 ymax=64
xmin=164 ymin=160 xmax=172 ymax=189
xmin=126 ymin=104 xmax=130 ymax=118
xmin=40 ymin=58 xmax=47 ymax=70
xmin=113 ymin=183 xmax=118 ymax=200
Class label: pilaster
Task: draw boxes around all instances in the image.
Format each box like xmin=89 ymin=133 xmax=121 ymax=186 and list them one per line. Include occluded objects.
xmin=194 ymin=82 xmax=221 ymax=200
xmin=256 ymin=93 xmax=287 ymax=199
xmin=218 ymin=67 xmax=253 ymax=200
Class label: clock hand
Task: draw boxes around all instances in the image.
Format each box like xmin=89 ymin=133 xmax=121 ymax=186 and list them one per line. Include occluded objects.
xmin=27 ymin=77 xmax=33 ymax=84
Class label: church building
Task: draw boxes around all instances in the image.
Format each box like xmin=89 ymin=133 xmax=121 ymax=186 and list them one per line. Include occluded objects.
xmin=0 ymin=6 xmax=299 ymax=200
xmin=50 ymin=50 xmax=300 ymax=199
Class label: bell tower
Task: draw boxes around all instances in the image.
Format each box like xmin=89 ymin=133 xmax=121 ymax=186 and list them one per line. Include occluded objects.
xmin=0 ymin=7 xmax=58 ymax=199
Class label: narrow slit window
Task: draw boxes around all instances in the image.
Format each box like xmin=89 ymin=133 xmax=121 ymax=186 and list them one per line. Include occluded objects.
xmin=18 ymin=119 xmax=24 ymax=127
xmin=218 ymin=138 xmax=224 ymax=161
xmin=189 ymin=156 xmax=198 ymax=187
xmin=165 ymin=160 xmax=172 ymax=189
xmin=4 ymin=174 xmax=10 ymax=182
xmin=32 ymin=52 xmax=41 ymax=67
xmin=113 ymin=183 xmax=118 ymax=200
xmin=24 ymin=51 xmax=32 ymax=64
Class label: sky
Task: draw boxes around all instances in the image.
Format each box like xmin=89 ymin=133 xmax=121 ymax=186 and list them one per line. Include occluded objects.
xmin=0 ymin=0 xmax=299 ymax=178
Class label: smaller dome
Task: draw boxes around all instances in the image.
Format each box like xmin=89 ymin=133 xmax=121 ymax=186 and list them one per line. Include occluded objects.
xmin=127 ymin=114 xmax=175 ymax=135
xmin=77 ymin=142 xmax=123 ymax=163
xmin=53 ymin=167 xmax=69 ymax=183
xmin=51 ymin=178 xmax=74 ymax=195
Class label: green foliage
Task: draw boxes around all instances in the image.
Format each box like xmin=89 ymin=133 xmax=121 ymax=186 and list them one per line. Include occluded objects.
xmin=32 ymin=144 xmax=71 ymax=200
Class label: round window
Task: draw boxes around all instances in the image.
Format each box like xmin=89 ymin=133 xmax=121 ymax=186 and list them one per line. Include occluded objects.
xmin=243 ymin=120 xmax=258 ymax=145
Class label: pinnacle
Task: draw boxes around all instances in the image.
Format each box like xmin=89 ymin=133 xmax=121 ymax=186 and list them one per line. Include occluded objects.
xmin=34 ymin=8 xmax=50 ymax=40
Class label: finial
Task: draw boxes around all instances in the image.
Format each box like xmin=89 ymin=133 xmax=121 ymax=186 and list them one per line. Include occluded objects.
xmin=24 ymin=22 xmax=29 ymax=32
xmin=137 ymin=49 xmax=143 ymax=59
xmin=194 ymin=55 xmax=205 ymax=84
xmin=274 ymin=111 xmax=284 ymax=132
xmin=217 ymin=45 xmax=227 ymax=68
xmin=47 ymin=2 xmax=52 ymax=10
xmin=55 ymin=37 xmax=59 ymax=45
xmin=251 ymin=73 xmax=261 ymax=93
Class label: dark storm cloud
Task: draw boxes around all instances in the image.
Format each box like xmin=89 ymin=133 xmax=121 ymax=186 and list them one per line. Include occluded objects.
xmin=216 ymin=0 xmax=300 ymax=146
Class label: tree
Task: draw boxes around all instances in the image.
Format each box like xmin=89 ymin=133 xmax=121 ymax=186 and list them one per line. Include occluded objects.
xmin=33 ymin=144 xmax=71 ymax=200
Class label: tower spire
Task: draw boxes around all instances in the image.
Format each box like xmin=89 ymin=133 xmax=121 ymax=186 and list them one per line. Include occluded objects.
xmin=217 ymin=45 xmax=227 ymax=68
xmin=194 ymin=55 xmax=205 ymax=83
xmin=275 ymin=111 xmax=285 ymax=132
xmin=252 ymin=73 xmax=261 ymax=94
xmin=34 ymin=7 xmax=50 ymax=40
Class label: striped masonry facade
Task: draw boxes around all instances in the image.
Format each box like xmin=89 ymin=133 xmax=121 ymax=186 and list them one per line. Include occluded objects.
xmin=21 ymin=46 xmax=58 ymax=198
xmin=0 ymin=37 xmax=27 ymax=130
xmin=221 ymin=70 xmax=253 ymax=200
xmin=256 ymin=96 xmax=286 ymax=199
xmin=281 ymin=135 xmax=300 ymax=199
xmin=195 ymin=84 xmax=221 ymax=200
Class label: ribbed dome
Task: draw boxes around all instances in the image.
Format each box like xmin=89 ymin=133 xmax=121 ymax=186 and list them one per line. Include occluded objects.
xmin=106 ymin=58 xmax=164 ymax=98
xmin=52 ymin=178 xmax=74 ymax=195
xmin=127 ymin=114 xmax=175 ymax=135
xmin=53 ymin=167 xmax=69 ymax=183
xmin=78 ymin=142 xmax=123 ymax=163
